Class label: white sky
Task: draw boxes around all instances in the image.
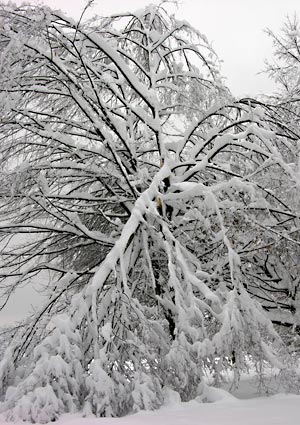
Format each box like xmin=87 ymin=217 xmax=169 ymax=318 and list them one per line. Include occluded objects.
xmin=0 ymin=0 xmax=299 ymax=325
xmin=33 ymin=0 xmax=300 ymax=96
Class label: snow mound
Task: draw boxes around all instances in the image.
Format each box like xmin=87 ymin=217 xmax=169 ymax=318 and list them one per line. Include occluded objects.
xmin=197 ymin=384 xmax=238 ymax=403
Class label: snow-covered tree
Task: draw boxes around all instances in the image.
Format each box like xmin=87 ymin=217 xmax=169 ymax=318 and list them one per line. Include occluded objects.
xmin=266 ymin=15 xmax=300 ymax=95
xmin=0 ymin=2 xmax=300 ymax=422
xmin=264 ymin=16 xmax=300 ymax=355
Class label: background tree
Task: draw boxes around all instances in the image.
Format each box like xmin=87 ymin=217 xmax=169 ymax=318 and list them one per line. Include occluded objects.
xmin=266 ymin=16 xmax=300 ymax=95
xmin=0 ymin=3 xmax=300 ymax=422
xmin=265 ymin=16 xmax=300 ymax=353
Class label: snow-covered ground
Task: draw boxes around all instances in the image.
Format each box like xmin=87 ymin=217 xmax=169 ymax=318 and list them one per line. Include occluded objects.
xmin=0 ymin=386 xmax=299 ymax=425
xmin=62 ymin=394 xmax=298 ymax=425
xmin=1 ymin=393 xmax=298 ymax=425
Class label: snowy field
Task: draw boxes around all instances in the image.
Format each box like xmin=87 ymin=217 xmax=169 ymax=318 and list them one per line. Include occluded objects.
xmin=60 ymin=394 xmax=299 ymax=425
xmin=0 ymin=393 xmax=298 ymax=425
xmin=0 ymin=385 xmax=299 ymax=425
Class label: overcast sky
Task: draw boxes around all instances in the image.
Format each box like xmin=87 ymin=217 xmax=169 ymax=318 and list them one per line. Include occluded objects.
xmin=0 ymin=0 xmax=299 ymax=325
xmin=35 ymin=0 xmax=300 ymax=96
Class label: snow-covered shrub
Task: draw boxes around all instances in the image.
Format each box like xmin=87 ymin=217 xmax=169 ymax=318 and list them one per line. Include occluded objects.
xmin=1 ymin=315 xmax=83 ymax=422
